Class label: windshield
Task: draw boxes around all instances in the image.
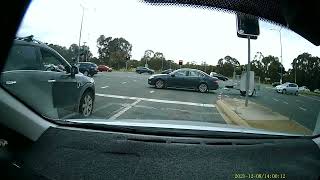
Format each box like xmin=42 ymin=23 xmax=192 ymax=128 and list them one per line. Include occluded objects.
xmin=1 ymin=0 xmax=320 ymax=136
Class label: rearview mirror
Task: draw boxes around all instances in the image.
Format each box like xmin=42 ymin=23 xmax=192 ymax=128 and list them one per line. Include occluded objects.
xmin=70 ymin=65 xmax=79 ymax=78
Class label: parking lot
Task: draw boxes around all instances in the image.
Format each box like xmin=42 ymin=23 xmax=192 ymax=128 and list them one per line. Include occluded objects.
xmin=59 ymin=71 xmax=320 ymax=132
xmin=68 ymin=72 xmax=226 ymax=124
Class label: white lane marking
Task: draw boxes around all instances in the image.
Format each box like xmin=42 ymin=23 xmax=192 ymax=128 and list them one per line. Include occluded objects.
xmin=135 ymin=105 xmax=157 ymax=110
xmin=149 ymin=90 xmax=154 ymax=93
xmin=165 ymin=108 xmax=220 ymax=115
xmin=300 ymin=94 xmax=320 ymax=102
xmin=296 ymin=100 xmax=302 ymax=102
xmin=100 ymin=86 xmax=109 ymax=89
xmin=272 ymin=98 xmax=279 ymax=102
xmin=298 ymin=107 xmax=307 ymax=111
xmin=93 ymin=103 xmax=114 ymax=113
xmin=225 ymin=95 xmax=229 ymax=97
xmin=121 ymin=82 xmax=127 ymax=84
xmin=108 ymin=99 xmax=141 ymax=120
xmin=133 ymin=80 xmax=137 ymax=82
xmin=283 ymin=101 xmax=288 ymax=104
xmin=96 ymin=93 xmax=215 ymax=108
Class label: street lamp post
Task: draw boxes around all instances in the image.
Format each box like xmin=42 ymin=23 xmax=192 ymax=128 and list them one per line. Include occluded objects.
xmin=270 ymin=27 xmax=283 ymax=84
xmin=77 ymin=5 xmax=85 ymax=63
xmin=83 ymin=42 xmax=87 ymax=62
xmin=294 ymin=62 xmax=297 ymax=83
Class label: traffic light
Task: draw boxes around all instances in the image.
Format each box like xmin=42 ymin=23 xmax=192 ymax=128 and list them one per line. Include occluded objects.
xmin=179 ymin=60 xmax=183 ymax=66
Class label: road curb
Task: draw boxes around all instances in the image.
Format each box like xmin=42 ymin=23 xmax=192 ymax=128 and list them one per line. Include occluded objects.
xmin=216 ymin=99 xmax=312 ymax=135
xmin=216 ymin=100 xmax=251 ymax=127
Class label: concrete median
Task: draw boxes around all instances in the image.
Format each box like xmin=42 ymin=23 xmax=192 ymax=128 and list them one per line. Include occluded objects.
xmin=216 ymin=98 xmax=312 ymax=135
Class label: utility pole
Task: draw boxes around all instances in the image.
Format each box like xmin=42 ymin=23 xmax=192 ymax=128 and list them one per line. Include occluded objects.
xmin=83 ymin=42 xmax=87 ymax=62
xmin=245 ymin=36 xmax=251 ymax=107
xmin=77 ymin=4 xmax=85 ymax=63
xmin=294 ymin=62 xmax=297 ymax=83
xmin=279 ymin=27 xmax=283 ymax=84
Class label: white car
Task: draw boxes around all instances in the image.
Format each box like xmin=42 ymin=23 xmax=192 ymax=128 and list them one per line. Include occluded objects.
xmin=276 ymin=83 xmax=299 ymax=95
xmin=298 ymin=86 xmax=310 ymax=92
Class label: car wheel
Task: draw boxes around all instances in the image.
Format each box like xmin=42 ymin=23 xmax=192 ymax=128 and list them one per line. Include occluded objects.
xmin=240 ymin=90 xmax=246 ymax=96
xmin=282 ymin=89 xmax=286 ymax=94
xmin=249 ymin=89 xmax=256 ymax=97
xmin=83 ymin=71 xmax=89 ymax=76
xmin=79 ymin=90 xmax=94 ymax=117
xmin=295 ymin=91 xmax=299 ymax=96
xmin=198 ymin=83 xmax=208 ymax=93
xmin=155 ymin=79 xmax=165 ymax=89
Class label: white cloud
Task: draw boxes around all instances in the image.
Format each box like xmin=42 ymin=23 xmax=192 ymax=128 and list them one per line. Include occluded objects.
xmin=18 ymin=0 xmax=320 ymax=70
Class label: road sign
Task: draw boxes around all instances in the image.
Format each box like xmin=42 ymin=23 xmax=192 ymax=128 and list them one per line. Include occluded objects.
xmin=179 ymin=60 xmax=183 ymax=65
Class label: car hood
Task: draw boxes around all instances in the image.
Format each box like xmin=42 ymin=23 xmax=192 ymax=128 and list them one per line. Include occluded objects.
xmin=75 ymin=73 xmax=94 ymax=83
xmin=67 ymin=119 xmax=299 ymax=136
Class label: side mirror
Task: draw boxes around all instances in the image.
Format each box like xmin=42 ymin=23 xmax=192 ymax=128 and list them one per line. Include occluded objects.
xmin=70 ymin=65 xmax=79 ymax=78
xmin=170 ymin=73 xmax=175 ymax=77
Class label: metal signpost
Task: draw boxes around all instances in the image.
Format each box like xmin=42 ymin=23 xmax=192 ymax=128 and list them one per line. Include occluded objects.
xmin=236 ymin=14 xmax=259 ymax=107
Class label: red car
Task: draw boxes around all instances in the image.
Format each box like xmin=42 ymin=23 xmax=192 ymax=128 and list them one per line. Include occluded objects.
xmin=98 ymin=65 xmax=112 ymax=72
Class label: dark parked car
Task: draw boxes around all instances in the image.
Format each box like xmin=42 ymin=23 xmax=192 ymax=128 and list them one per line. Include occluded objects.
xmin=136 ymin=66 xmax=154 ymax=74
xmin=77 ymin=62 xmax=98 ymax=76
xmin=161 ymin=69 xmax=173 ymax=74
xmin=1 ymin=38 xmax=95 ymax=117
xmin=148 ymin=68 xmax=219 ymax=93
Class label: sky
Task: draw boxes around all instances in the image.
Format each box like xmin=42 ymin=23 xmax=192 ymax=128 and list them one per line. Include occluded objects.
xmin=17 ymin=0 xmax=320 ymax=70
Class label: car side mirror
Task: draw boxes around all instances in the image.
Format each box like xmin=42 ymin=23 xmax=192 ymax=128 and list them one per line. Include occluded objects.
xmin=170 ymin=73 xmax=175 ymax=77
xmin=70 ymin=65 xmax=79 ymax=78
xmin=65 ymin=66 xmax=71 ymax=73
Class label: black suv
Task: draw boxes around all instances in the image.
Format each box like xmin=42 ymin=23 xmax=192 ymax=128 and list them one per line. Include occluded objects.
xmin=1 ymin=38 xmax=95 ymax=118
xmin=136 ymin=66 xmax=155 ymax=74
xmin=77 ymin=62 xmax=98 ymax=77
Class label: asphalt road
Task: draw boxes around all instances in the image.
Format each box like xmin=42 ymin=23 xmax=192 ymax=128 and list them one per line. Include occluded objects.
xmin=72 ymin=72 xmax=226 ymax=124
xmin=218 ymin=81 xmax=320 ymax=131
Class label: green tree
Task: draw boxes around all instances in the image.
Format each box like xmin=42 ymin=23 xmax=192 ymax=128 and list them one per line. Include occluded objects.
xmin=91 ymin=57 xmax=102 ymax=65
xmin=149 ymin=52 xmax=165 ymax=70
xmin=216 ymin=56 xmax=240 ymax=77
xmin=250 ymin=60 xmax=264 ymax=80
xmin=47 ymin=44 xmax=72 ymax=63
xmin=69 ymin=44 xmax=80 ymax=60
xmin=141 ymin=50 xmax=154 ymax=67
xmin=97 ymin=35 xmax=132 ymax=69
xmin=291 ymin=53 xmax=320 ymax=91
